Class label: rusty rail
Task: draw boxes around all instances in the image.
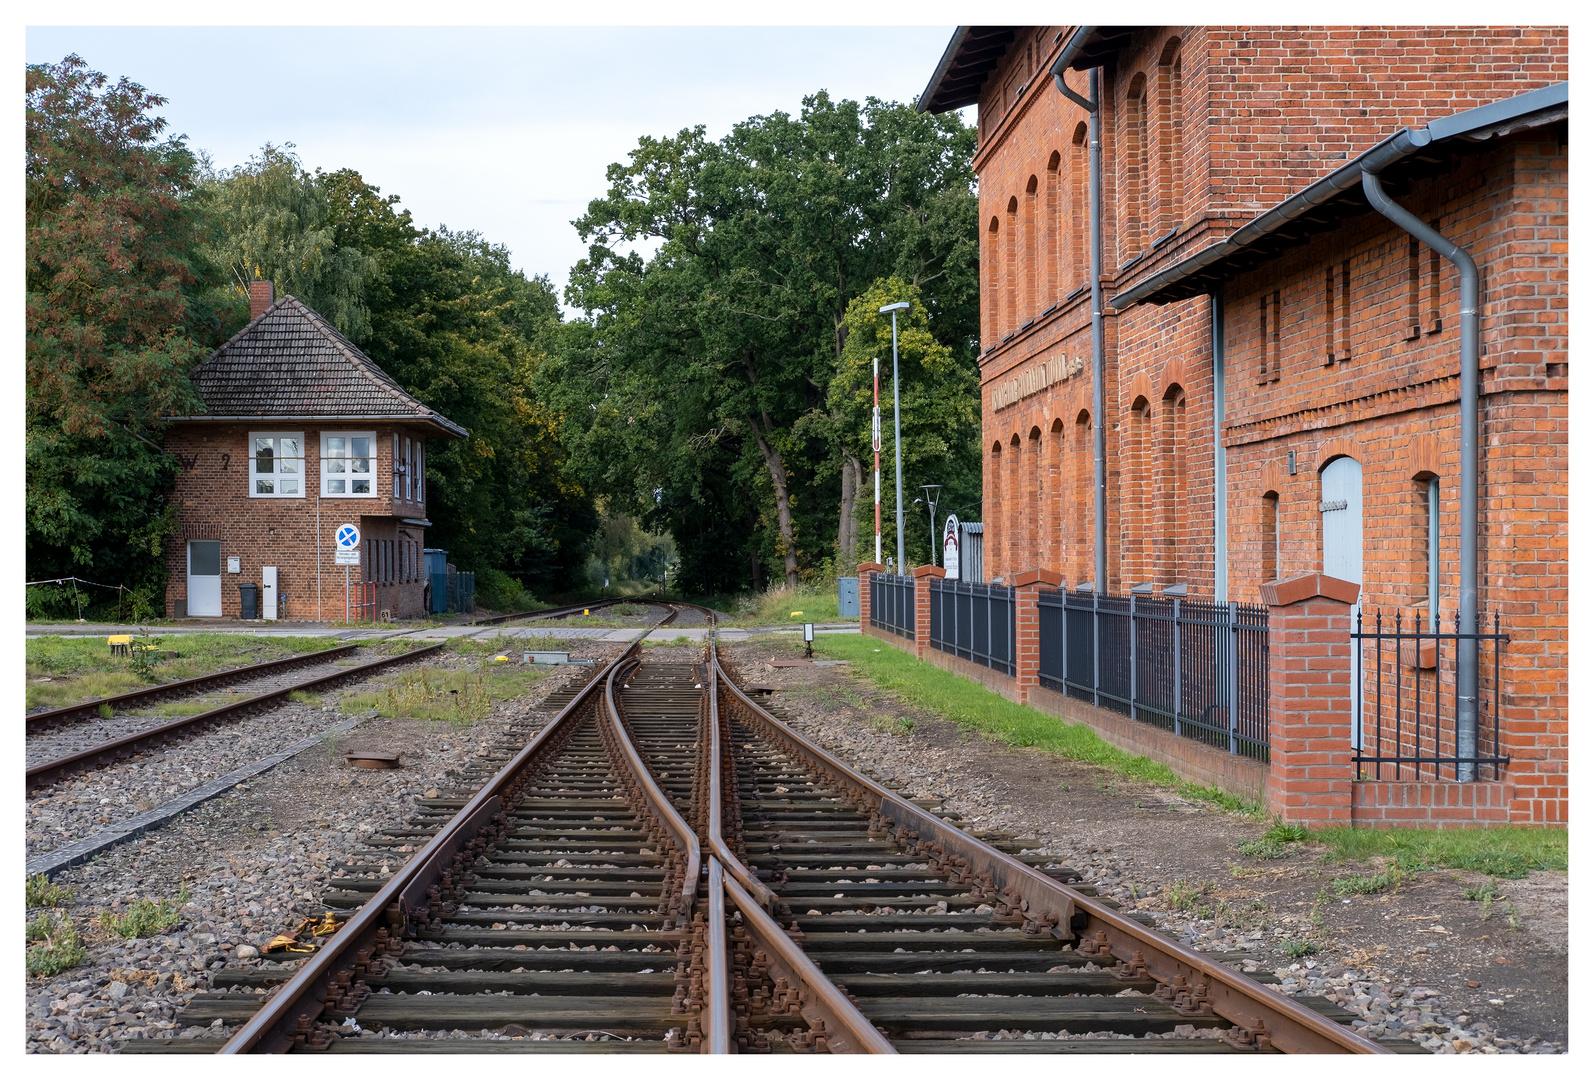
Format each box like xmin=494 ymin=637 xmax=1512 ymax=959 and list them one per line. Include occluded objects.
xmin=26 ymin=644 xmax=362 ymax=732
xmin=26 ymin=645 xmax=445 ymax=791
xmin=220 ymin=610 xmax=687 ymax=1053
xmin=709 ymin=648 xmax=1393 ymax=1055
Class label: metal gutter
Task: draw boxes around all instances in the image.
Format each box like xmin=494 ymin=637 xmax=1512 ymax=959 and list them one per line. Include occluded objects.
xmin=1110 ymin=81 xmax=1568 ymax=309
xmin=915 ymin=26 xmax=973 ymax=114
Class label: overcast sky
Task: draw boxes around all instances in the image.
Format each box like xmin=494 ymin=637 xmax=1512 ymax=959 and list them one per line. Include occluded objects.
xmin=26 ymin=25 xmax=968 ymax=300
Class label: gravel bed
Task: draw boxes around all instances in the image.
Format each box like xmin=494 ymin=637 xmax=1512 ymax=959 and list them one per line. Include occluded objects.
xmin=758 ymin=659 xmax=1563 ymax=1055
xmin=25 ymin=650 xmax=394 ymax=767
xmin=25 ymin=655 xmax=607 ymax=1054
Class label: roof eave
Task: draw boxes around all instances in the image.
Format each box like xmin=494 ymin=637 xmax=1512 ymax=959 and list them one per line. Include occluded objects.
xmin=165 ymin=414 xmax=470 ymax=439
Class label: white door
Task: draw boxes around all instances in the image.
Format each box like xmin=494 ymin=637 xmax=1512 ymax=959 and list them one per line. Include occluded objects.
xmin=188 ymin=540 xmax=222 ymax=617
xmin=1320 ymin=457 xmax=1363 ymax=745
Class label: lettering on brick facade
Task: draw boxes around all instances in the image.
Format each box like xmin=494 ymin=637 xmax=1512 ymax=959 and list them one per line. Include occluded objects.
xmin=991 ymin=355 xmax=1084 ymax=410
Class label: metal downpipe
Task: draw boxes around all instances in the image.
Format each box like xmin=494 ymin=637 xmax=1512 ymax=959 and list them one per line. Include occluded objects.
xmin=1361 ymin=168 xmax=1480 ymax=780
xmin=1088 ymin=67 xmax=1108 ymax=592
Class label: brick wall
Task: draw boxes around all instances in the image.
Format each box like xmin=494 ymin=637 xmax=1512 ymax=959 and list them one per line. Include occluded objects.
xmin=955 ymin=24 xmax=1567 ymax=825
xmin=163 ymin=422 xmax=435 ymax=621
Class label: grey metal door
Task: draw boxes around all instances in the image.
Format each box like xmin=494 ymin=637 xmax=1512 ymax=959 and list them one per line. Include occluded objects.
xmin=187 ymin=540 xmax=222 ymax=617
xmin=1320 ymin=456 xmax=1363 ymax=745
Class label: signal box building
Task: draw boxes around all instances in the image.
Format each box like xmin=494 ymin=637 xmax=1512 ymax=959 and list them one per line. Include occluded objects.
xmin=162 ymin=283 xmax=466 ymax=621
xmin=897 ymin=26 xmax=1568 ymax=825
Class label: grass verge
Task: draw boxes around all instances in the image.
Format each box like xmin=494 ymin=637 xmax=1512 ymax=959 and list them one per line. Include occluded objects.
xmin=810 ymin=634 xmax=1259 ymax=815
xmin=1311 ymin=825 xmax=1566 ymax=879
xmin=26 ymin=633 xmax=348 ymax=711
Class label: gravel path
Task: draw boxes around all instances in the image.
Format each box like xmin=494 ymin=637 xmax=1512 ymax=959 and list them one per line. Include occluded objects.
xmin=729 ymin=643 xmax=1566 ymax=1056
xmin=25 ymin=646 xmax=616 ymax=1054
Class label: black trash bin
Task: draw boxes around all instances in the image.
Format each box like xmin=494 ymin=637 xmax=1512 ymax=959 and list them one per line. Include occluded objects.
xmin=239 ymin=582 xmax=258 ymax=620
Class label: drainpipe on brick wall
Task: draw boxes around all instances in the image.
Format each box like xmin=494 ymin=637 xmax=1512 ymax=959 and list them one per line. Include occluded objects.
xmin=1361 ymin=168 xmax=1480 ymax=780
xmin=1212 ymin=287 xmax=1227 ymax=601
xmin=1051 ymin=44 xmax=1107 ymax=591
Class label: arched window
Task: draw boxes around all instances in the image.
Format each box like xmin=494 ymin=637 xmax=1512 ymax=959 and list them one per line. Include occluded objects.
xmin=1045 ymin=152 xmax=1062 ymax=307
xmin=1261 ymin=491 xmax=1280 ymax=588
xmin=1073 ymin=409 xmax=1092 ymax=585
xmin=1157 ymin=39 xmax=1184 ymax=236
xmin=985 ymin=216 xmax=1001 ymax=347
xmin=1024 ymin=176 xmax=1039 ymax=322
xmin=1028 ymin=425 xmax=1044 ymax=566
xmin=1008 ymin=433 xmax=1024 ymax=574
xmin=1048 ymin=417 xmax=1065 ymax=568
xmin=988 ymin=440 xmax=1003 ymax=575
xmin=1159 ymin=384 xmax=1186 ymax=584
xmin=1005 ymin=196 xmax=1019 ymax=337
xmin=1124 ymin=73 xmax=1149 ymax=257
xmin=1071 ymin=123 xmax=1088 ymax=291
xmin=1129 ymin=395 xmax=1152 ymax=585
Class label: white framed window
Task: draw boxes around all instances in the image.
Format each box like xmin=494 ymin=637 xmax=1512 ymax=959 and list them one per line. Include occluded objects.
xmin=249 ymin=432 xmax=304 ymax=497
xmin=321 ymin=432 xmax=376 ymax=497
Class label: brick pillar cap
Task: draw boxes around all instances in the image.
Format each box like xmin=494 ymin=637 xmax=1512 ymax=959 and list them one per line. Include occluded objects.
xmin=1012 ymin=567 xmax=1063 ymax=587
xmin=857 ymin=562 xmax=884 ymax=574
xmin=912 ymin=564 xmax=946 ymax=579
xmin=1260 ymin=572 xmax=1360 ymax=608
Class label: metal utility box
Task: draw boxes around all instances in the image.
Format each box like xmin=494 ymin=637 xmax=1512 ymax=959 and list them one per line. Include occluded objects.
xmin=238 ymin=582 xmax=259 ymax=620
xmin=838 ymin=577 xmax=859 ymax=618
xmin=261 ymin=566 xmax=278 ymax=621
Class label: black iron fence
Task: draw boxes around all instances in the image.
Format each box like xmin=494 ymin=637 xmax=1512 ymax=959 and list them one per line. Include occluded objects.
xmin=1037 ymin=589 xmax=1271 ymax=760
xmin=1352 ymin=608 xmax=1510 ymax=782
xmin=928 ymin=578 xmax=1015 ymax=675
xmin=869 ymin=573 xmax=914 ymax=639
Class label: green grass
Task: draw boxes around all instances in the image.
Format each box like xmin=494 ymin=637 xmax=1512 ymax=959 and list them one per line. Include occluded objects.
xmin=340 ymin=664 xmax=550 ymax=725
xmin=809 ymin=634 xmax=1259 ymax=814
xmin=26 ymin=633 xmax=348 ymax=711
xmin=97 ymin=892 xmax=188 ymax=939
xmin=26 ymin=912 xmax=87 ymax=977
xmin=718 ymin=583 xmax=843 ymax=626
xmin=1282 ymin=940 xmax=1321 ymax=959
xmin=1311 ymin=825 xmax=1566 ymax=879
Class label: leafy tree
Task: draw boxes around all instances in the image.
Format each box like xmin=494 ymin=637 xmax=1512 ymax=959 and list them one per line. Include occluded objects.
xmin=25 ymin=55 xmax=218 ymax=605
xmin=824 ymin=277 xmax=981 ymax=567
xmin=195 ymin=146 xmax=377 ymax=341
xmin=559 ymin=93 xmax=978 ymax=587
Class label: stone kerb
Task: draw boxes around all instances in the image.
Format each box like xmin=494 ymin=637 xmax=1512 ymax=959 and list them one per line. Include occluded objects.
xmin=1011 ymin=567 xmax=1063 ymax=703
xmin=911 ymin=564 xmax=945 ymax=659
xmin=1261 ymin=573 xmax=1360 ymax=824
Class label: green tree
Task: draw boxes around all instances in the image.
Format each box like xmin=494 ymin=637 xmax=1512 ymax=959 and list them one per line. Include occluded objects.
xmin=25 ymin=55 xmax=217 ymax=604
xmin=825 ymin=277 xmax=981 ymax=567
xmin=195 ymin=145 xmax=377 ymax=340
xmin=558 ymin=92 xmax=978 ymax=587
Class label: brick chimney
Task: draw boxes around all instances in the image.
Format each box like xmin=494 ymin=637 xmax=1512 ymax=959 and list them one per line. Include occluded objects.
xmin=249 ymin=280 xmax=275 ymax=320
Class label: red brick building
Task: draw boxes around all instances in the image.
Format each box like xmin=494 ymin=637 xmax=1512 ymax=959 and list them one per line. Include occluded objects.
xmin=163 ymin=283 xmax=466 ymax=621
xmin=903 ymin=26 xmax=1567 ymax=824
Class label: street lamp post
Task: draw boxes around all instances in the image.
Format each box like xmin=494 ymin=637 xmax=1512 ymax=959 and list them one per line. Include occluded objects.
xmin=879 ymin=300 xmax=910 ymax=572
xmin=919 ymin=484 xmax=942 ymax=567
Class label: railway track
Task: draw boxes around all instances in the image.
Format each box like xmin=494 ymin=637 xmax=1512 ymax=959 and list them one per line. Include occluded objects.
xmin=26 ymin=645 xmax=363 ymax=732
xmin=136 ymin=605 xmax=1415 ymax=1054
xmin=26 ymin=645 xmax=446 ymax=792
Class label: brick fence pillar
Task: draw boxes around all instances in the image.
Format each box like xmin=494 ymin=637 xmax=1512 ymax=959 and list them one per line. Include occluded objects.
xmin=1261 ymin=573 xmax=1361 ymax=824
xmin=1012 ymin=567 xmax=1063 ymax=703
xmin=856 ymin=562 xmax=882 ymax=632
xmin=911 ymin=564 xmax=945 ymax=660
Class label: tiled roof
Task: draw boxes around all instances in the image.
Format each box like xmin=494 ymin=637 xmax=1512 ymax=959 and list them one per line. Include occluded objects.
xmin=179 ymin=297 xmax=467 ymax=437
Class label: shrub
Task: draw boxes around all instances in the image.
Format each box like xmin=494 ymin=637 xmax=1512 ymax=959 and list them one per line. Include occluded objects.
xmin=25 ymin=874 xmax=71 ymax=908
xmin=26 ymin=913 xmax=87 ymax=977
xmin=97 ymin=891 xmax=188 ymax=938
